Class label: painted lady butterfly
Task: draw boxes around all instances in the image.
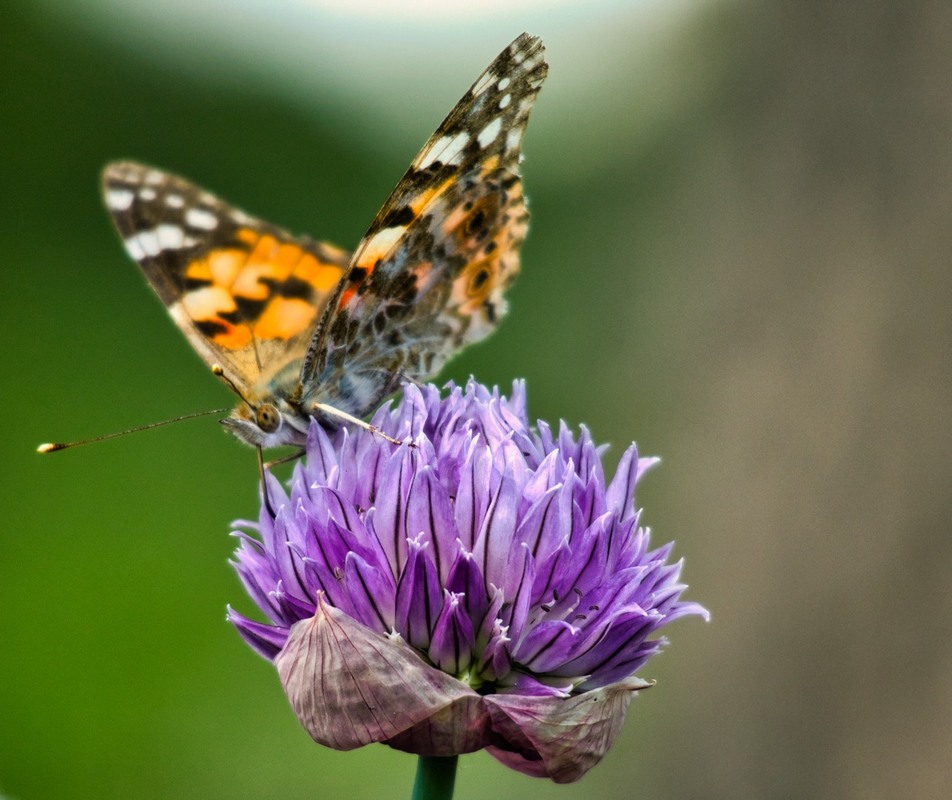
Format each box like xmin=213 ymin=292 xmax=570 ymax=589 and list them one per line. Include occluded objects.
xmin=100 ymin=33 xmax=546 ymax=451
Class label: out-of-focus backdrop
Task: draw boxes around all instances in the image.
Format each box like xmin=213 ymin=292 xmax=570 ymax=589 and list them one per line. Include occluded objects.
xmin=3 ymin=1 xmax=950 ymax=798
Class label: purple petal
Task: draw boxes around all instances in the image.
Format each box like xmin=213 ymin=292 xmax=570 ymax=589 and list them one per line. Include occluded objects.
xmin=513 ymin=619 xmax=580 ymax=672
xmin=473 ymin=465 xmax=520 ymax=596
xmin=368 ymin=444 xmax=416 ymax=577
xmin=446 ymin=549 xmax=489 ymax=629
xmin=227 ymin=607 xmax=288 ymax=660
xmin=352 ymin=429 xmax=389 ymax=512
xmin=473 ymin=588 xmax=510 ymax=680
xmin=404 ymin=466 xmax=458 ymax=582
xmin=302 ymin=420 xmax=340 ymax=488
xmin=454 ymin=440 xmax=492 ymax=552
xmin=605 ymin=444 xmax=640 ymax=517
xmin=343 ymin=551 xmax=396 ymax=632
xmin=395 ymin=537 xmax=443 ymax=649
xmin=553 ymin=606 xmax=658 ymax=685
xmin=428 ymin=591 xmax=475 ymax=675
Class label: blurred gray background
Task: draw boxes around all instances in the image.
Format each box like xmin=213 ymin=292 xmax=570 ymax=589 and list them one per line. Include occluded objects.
xmin=3 ymin=1 xmax=950 ymax=798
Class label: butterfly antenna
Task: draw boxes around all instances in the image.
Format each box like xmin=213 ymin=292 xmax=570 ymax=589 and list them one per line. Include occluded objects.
xmin=212 ymin=364 xmax=252 ymax=406
xmin=37 ymin=407 xmax=229 ymax=454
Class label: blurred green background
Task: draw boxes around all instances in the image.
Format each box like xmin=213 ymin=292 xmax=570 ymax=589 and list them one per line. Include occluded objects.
xmin=4 ymin=1 xmax=951 ymax=798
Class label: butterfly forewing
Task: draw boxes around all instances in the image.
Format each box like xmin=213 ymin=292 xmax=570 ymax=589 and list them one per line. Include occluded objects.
xmin=300 ymin=33 xmax=548 ymax=418
xmin=99 ymin=34 xmax=547 ymax=448
xmin=102 ymin=162 xmax=351 ymax=391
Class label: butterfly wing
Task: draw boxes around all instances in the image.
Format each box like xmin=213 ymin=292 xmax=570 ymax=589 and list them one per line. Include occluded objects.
xmin=300 ymin=33 xmax=548 ymax=416
xmin=102 ymin=162 xmax=351 ymax=393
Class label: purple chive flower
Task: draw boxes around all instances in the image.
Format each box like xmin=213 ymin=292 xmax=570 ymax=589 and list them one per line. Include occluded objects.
xmin=228 ymin=380 xmax=707 ymax=783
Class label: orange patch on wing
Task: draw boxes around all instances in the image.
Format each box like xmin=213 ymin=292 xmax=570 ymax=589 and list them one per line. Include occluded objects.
xmin=245 ymin=235 xmax=283 ymax=274
xmin=295 ymin=253 xmax=343 ymax=292
xmin=443 ymin=193 xmax=503 ymax=251
xmin=337 ymin=286 xmax=357 ymax=309
xmin=184 ymin=248 xmax=246 ymax=286
xmin=180 ymin=286 xmax=251 ymax=350
xmin=180 ymin=228 xmax=346 ymax=351
xmin=254 ymin=297 xmax=316 ymax=340
xmin=228 ymin=233 xmax=343 ymax=301
xmin=236 ymin=228 xmax=260 ymax=247
xmin=409 ymin=176 xmax=455 ymax=214
xmin=275 ymin=241 xmax=304 ymax=273
xmin=453 ymin=257 xmax=497 ymax=310
xmin=212 ymin=321 xmax=252 ymax=350
xmin=208 ymin=249 xmax=248 ymax=286
xmin=232 ymin=266 xmax=272 ymax=300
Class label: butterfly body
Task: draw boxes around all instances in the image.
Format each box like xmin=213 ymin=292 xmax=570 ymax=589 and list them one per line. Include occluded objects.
xmin=103 ymin=34 xmax=547 ymax=449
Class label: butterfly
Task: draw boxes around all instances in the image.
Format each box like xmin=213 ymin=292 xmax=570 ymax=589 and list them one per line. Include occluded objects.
xmin=99 ymin=33 xmax=547 ymax=453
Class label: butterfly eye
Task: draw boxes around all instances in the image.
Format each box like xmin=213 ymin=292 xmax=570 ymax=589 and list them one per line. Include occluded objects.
xmin=256 ymin=404 xmax=281 ymax=433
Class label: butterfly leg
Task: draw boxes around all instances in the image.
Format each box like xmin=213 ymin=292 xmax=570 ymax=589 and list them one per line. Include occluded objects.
xmin=264 ymin=449 xmax=306 ymax=470
xmin=256 ymin=446 xmax=278 ymax=518
xmin=395 ymin=370 xmax=423 ymax=389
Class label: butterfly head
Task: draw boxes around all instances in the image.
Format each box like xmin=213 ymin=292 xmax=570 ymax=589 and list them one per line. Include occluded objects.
xmin=220 ymin=398 xmax=309 ymax=449
xmin=211 ymin=364 xmax=309 ymax=448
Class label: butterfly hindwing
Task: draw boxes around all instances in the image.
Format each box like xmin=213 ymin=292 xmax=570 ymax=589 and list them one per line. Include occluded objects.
xmin=103 ymin=162 xmax=351 ymax=391
xmin=300 ymin=33 xmax=547 ymax=417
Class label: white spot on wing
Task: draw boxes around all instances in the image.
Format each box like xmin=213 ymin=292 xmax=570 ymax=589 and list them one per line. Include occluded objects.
xmin=165 ymin=194 xmax=184 ymax=208
xmin=106 ymin=189 xmax=134 ymax=210
xmin=125 ymin=237 xmax=146 ymax=261
xmin=417 ymin=136 xmax=451 ymax=169
xmin=499 ymin=93 xmax=512 ymax=110
xmin=156 ymin=223 xmax=185 ymax=250
xmin=361 ymin=225 xmax=406 ymax=262
xmin=417 ymin=130 xmax=470 ymax=169
xmin=185 ymin=207 xmax=218 ymax=230
xmin=136 ymin=230 xmax=160 ymax=257
xmin=477 ymin=117 xmax=503 ymax=149
xmin=139 ymin=187 xmax=156 ymax=201
xmin=442 ymin=130 xmax=471 ymax=165
xmin=471 ymin=69 xmax=498 ymax=97
xmin=182 ymin=286 xmax=235 ymax=317
xmin=127 ymin=224 xmax=193 ymax=258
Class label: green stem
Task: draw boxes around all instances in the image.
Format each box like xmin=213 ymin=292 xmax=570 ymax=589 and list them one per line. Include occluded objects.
xmin=411 ymin=755 xmax=458 ymax=800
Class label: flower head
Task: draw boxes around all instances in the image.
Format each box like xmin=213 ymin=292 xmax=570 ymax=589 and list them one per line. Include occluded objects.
xmin=228 ymin=380 xmax=707 ymax=782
